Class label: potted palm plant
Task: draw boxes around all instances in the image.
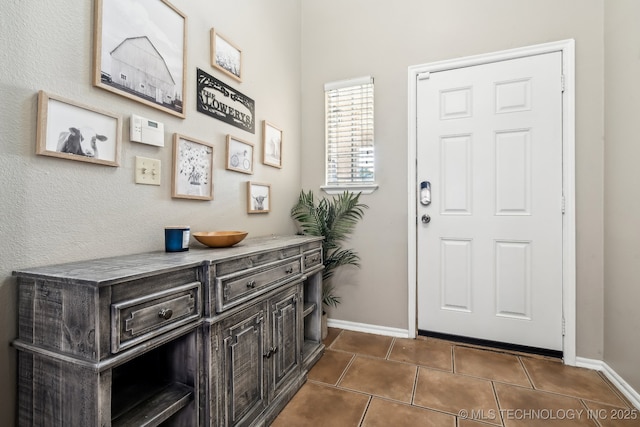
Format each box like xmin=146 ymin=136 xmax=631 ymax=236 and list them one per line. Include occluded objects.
xmin=291 ymin=190 xmax=368 ymax=338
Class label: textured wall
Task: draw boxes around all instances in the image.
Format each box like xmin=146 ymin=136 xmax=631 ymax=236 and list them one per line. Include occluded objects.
xmin=300 ymin=0 xmax=606 ymax=359
xmin=604 ymin=0 xmax=640 ymax=395
xmin=0 ymin=1 xmax=301 ymax=423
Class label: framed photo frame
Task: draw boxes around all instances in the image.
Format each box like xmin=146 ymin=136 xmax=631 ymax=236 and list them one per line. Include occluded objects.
xmin=36 ymin=90 xmax=122 ymax=167
xmin=225 ymin=135 xmax=254 ymax=174
xmin=93 ymin=0 xmax=187 ymax=118
xmin=247 ymin=182 xmax=271 ymax=214
xmin=211 ymin=28 xmax=242 ymax=82
xmin=262 ymin=121 xmax=283 ymax=168
xmin=172 ymin=134 xmax=214 ymax=200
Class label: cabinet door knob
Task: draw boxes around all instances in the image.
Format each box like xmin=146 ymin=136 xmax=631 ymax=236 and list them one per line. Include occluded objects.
xmin=246 ymin=280 xmax=256 ymax=289
xmin=158 ymin=308 xmax=173 ymax=320
xmin=285 ymin=266 xmax=293 ymax=274
xmin=263 ymin=346 xmax=278 ymax=358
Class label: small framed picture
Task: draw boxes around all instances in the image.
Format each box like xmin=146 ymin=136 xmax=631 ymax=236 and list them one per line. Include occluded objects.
xmin=211 ymin=28 xmax=242 ymax=82
xmin=262 ymin=121 xmax=282 ymax=168
xmin=93 ymin=0 xmax=187 ymax=118
xmin=226 ymin=135 xmax=254 ymax=174
xmin=247 ymin=182 xmax=271 ymax=214
xmin=36 ymin=90 xmax=122 ymax=167
xmin=172 ymin=134 xmax=214 ymax=200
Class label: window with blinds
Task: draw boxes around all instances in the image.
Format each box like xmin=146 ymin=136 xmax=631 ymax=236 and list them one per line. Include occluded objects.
xmin=324 ymin=76 xmax=376 ymax=191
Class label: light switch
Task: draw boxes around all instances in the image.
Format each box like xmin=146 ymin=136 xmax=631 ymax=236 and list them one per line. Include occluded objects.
xmin=135 ymin=156 xmax=161 ymax=186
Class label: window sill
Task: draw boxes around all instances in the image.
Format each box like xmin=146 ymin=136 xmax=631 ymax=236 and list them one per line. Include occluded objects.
xmin=320 ymin=184 xmax=379 ymax=195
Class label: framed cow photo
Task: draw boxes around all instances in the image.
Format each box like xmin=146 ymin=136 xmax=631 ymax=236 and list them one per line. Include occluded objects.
xmin=247 ymin=181 xmax=270 ymax=214
xmin=36 ymin=91 xmax=122 ymax=167
xmin=93 ymin=0 xmax=187 ymax=118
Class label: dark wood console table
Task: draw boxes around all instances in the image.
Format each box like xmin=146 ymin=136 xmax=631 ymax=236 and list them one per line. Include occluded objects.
xmin=13 ymin=235 xmax=324 ymax=426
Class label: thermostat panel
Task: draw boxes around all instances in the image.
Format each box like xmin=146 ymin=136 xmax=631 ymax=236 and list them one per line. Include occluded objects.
xmin=130 ymin=114 xmax=165 ymax=147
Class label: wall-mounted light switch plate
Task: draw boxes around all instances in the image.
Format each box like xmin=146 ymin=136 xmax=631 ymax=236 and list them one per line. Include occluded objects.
xmin=135 ymin=156 xmax=161 ymax=186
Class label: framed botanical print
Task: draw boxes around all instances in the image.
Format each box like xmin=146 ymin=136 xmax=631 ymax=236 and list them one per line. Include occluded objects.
xmin=172 ymin=134 xmax=214 ymax=200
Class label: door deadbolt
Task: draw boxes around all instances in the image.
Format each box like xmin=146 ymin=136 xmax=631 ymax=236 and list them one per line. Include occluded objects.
xmin=421 ymin=214 xmax=431 ymax=224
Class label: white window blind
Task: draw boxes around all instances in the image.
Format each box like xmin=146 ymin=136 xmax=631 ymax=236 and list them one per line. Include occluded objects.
xmin=324 ymin=76 xmax=375 ymax=189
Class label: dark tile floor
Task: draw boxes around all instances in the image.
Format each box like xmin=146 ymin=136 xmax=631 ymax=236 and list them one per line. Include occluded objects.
xmin=273 ymin=328 xmax=639 ymax=426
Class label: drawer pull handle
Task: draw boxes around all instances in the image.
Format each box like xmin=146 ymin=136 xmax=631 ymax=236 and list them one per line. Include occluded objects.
xmin=158 ymin=308 xmax=173 ymax=320
xmin=285 ymin=266 xmax=293 ymax=274
xmin=246 ymin=280 xmax=256 ymax=289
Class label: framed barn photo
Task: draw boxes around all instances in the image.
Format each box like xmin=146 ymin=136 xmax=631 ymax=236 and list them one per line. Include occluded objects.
xmin=262 ymin=121 xmax=282 ymax=168
xmin=225 ymin=135 xmax=254 ymax=175
xmin=247 ymin=181 xmax=271 ymax=214
xmin=36 ymin=91 xmax=122 ymax=167
xmin=93 ymin=0 xmax=187 ymax=118
xmin=172 ymin=134 xmax=214 ymax=201
xmin=211 ymin=28 xmax=242 ymax=82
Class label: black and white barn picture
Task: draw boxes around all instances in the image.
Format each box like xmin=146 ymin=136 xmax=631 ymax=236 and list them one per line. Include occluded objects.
xmin=36 ymin=91 xmax=122 ymax=167
xmin=197 ymin=68 xmax=255 ymax=133
xmin=94 ymin=0 xmax=186 ymax=118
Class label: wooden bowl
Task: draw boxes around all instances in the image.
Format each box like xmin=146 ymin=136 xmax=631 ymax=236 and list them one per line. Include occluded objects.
xmin=192 ymin=231 xmax=248 ymax=248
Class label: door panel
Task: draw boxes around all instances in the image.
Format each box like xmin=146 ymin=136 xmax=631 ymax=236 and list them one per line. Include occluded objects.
xmin=222 ymin=304 xmax=266 ymax=426
xmin=417 ymin=52 xmax=563 ymax=351
xmin=270 ymin=285 xmax=301 ymax=398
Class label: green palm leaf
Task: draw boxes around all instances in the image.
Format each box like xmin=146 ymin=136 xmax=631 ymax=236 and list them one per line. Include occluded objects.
xmin=291 ymin=190 xmax=367 ymax=307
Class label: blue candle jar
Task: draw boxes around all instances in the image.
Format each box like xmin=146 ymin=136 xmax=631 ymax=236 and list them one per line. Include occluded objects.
xmin=165 ymin=226 xmax=190 ymax=252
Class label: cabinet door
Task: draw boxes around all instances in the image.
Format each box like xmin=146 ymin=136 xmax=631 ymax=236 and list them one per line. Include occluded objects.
xmin=269 ymin=285 xmax=301 ymax=400
xmin=221 ymin=304 xmax=267 ymax=427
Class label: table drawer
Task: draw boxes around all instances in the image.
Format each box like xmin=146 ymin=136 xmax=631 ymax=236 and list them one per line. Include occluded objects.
xmin=303 ymin=249 xmax=322 ymax=271
xmin=215 ymin=258 xmax=301 ymax=312
xmin=111 ymin=282 xmax=201 ymax=353
xmin=215 ymin=246 xmax=301 ymax=276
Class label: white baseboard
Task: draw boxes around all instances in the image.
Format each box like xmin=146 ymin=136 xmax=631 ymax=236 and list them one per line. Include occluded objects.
xmin=576 ymin=357 xmax=640 ymax=410
xmin=326 ymin=319 xmax=639 ymax=410
xmin=326 ymin=318 xmax=409 ymax=338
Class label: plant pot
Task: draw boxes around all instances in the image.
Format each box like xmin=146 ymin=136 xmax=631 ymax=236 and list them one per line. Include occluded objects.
xmin=321 ymin=311 xmax=328 ymax=340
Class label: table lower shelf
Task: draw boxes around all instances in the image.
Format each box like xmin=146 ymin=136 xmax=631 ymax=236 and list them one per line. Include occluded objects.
xmin=112 ymin=382 xmax=193 ymax=427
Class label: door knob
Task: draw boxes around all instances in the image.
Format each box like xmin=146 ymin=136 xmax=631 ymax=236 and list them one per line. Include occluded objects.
xmin=421 ymin=214 xmax=431 ymax=224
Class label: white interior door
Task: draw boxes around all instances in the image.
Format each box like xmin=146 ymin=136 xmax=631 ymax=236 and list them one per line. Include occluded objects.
xmin=416 ymin=52 xmax=564 ymax=351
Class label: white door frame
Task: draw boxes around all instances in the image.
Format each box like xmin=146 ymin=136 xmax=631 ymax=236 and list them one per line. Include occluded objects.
xmin=407 ymin=39 xmax=576 ymax=365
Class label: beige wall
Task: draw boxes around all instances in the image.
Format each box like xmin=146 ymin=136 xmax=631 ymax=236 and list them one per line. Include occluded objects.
xmin=300 ymin=0 xmax=606 ymax=357
xmin=0 ymin=1 xmax=301 ymax=423
xmin=4 ymin=0 xmax=640 ymax=423
xmin=604 ymin=1 xmax=640 ymax=393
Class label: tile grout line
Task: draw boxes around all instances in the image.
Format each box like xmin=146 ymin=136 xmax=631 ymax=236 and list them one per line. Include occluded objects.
xmin=334 ymin=352 xmax=358 ymax=387
xmin=385 ymin=337 xmax=396 ymax=360
xmin=578 ymin=398 xmax=604 ymax=427
xmin=490 ymin=380 xmax=506 ymax=427
xmin=518 ymin=355 xmax=537 ymax=390
xmin=356 ymin=396 xmax=373 ymax=427
xmin=595 ymin=370 xmax=636 ymax=409
xmin=452 ymin=344 xmax=457 ymax=373
xmin=410 ymin=363 xmax=420 ymax=407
